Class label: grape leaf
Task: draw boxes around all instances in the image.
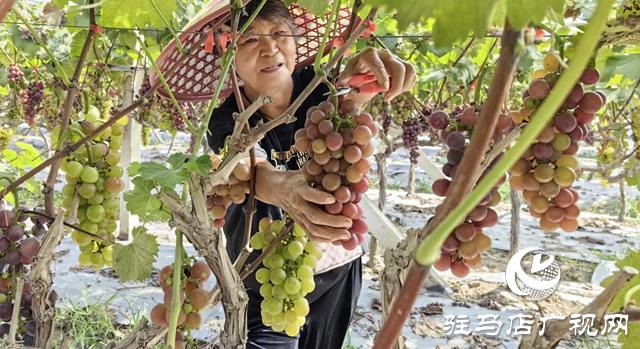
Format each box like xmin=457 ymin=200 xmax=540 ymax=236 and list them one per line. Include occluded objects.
xmin=99 ymin=0 xmax=177 ymax=29
xmin=601 ymin=249 xmax=640 ymax=347
xmin=602 ymin=54 xmax=640 ymax=82
xmin=138 ymin=161 xmax=188 ymax=187
xmin=432 ymin=0 xmax=499 ymax=48
xmin=127 ymin=162 xmax=141 ymax=177
xmin=183 ymin=155 xmax=213 ymax=176
xmin=112 ymin=226 xmax=159 ymax=281
xmin=167 ymin=153 xmax=190 ymax=170
xmin=123 ymin=177 xmax=162 ymax=215
xmin=14 ymin=142 xmax=44 ymax=168
xmin=506 ymin=0 xmax=565 ymax=30
xmin=356 ymin=0 xmax=436 ymax=32
xmin=284 ymin=0 xmax=331 ymax=17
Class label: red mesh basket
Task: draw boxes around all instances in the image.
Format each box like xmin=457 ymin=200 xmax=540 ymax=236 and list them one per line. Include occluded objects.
xmin=151 ymin=0 xmax=359 ymax=102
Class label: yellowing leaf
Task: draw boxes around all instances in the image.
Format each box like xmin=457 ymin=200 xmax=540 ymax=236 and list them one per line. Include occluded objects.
xmin=112 ymin=226 xmax=159 ymax=282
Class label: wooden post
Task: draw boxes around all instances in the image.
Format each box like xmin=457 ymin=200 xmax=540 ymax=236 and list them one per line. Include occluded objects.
xmin=119 ymin=70 xmax=143 ymax=240
xmin=509 ymin=187 xmax=520 ymax=259
xmin=407 ymin=162 xmax=416 ymax=196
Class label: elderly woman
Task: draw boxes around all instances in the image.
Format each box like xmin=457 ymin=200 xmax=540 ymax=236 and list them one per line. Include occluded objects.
xmin=207 ymin=1 xmax=416 ymax=348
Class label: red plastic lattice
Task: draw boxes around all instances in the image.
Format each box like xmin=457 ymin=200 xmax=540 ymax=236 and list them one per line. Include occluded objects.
xmin=151 ymin=2 xmax=358 ymax=102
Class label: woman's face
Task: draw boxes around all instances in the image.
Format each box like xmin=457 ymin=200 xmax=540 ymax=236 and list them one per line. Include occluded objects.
xmin=235 ymin=18 xmax=297 ymax=94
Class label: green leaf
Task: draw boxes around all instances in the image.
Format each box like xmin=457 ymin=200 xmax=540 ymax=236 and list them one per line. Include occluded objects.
xmin=432 ymin=0 xmax=499 ymax=47
xmin=99 ymin=0 xmax=178 ymax=29
xmin=183 ymin=155 xmax=213 ymax=176
xmin=14 ymin=142 xmax=44 ymax=167
xmin=127 ymin=162 xmax=142 ymax=177
xmin=602 ymin=54 xmax=640 ymax=82
xmin=601 ymin=249 xmax=640 ymax=347
xmin=167 ymin=153 xmax=190 ymax=170
xmin=123 ymin=177 xmax=163 ymax=216
xmin=138 ymin=161 xmax=188 ymax=187
xmin=506 ymin=0 xmax=565 ymax=30
xmin=284 ymin=0 xmax=332 ymax=17
xmin=112 ymin=226 xmax=159 ymax=281
xmin=360 ymin=0 xmax=437 ymax=31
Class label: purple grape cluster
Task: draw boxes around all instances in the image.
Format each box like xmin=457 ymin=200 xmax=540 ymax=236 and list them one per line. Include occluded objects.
xmin=136 ymin=75 xmax=156 ymax=126
xmin=172 ymin=103 xmax=191 ymax=131
xmin=187 ymin=133 xmax=197 ymax=153
xmin=0 ymin=209 xmax=47 ymax=346
xmin=382 ymin=114 xmax=391 ymax=133
xmin=19 ymin=80 xmax=46 ymax=126
xmin=7 ymin=64 xmax=24 ymax=83
xmin=402 ymin=118 xmax=422 ymax=164
xmin=426 ymin=106 xmax=502 ymax=278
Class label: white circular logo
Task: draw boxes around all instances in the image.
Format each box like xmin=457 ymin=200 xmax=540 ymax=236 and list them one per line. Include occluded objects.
xmin=505 ymin=247 xmax=561 ymax=301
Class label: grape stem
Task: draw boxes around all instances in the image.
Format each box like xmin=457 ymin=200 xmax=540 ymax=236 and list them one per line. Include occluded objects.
xmin=313 ymin=0 xmax=341 ymax=76
xmin=166 ymin=229 xmax=183 ymax=348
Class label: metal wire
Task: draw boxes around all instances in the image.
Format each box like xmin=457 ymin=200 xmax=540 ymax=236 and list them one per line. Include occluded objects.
xmin=1 ymin=20 xmax=574 ymax=38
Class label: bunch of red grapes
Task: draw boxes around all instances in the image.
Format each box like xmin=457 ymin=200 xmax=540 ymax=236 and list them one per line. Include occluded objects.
xmin=18 ymin=80 xmax=46 ymax=126
xmin=508 ymin=54 xmax=601 ymax=233
xmin=7 ymin=64 xmax=24 ymax=84
xmin=206 ymin=155 xmax=252 ymax=228
xmin=295 ymin=98 xmax=374 ymax=250
xmin=150 ymin=260 xmax=212 ymax=349
xmin=428 ymin=106 xmax=499 ymax=278
xmin=0 ymin=208 xmax=48 ymax=346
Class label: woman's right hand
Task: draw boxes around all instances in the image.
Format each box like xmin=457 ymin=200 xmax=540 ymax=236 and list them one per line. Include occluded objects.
xmin=255 ymin=162 xmax=352 ymax=243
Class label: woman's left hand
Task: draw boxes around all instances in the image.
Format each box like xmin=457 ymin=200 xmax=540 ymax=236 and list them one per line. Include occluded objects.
xmin=337 ymin=47 xmax=416 ymax=102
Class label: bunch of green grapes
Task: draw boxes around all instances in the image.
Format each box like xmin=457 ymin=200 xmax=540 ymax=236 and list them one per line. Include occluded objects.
xmin=41 ymin=94 xmax=60 ymax=131
xmin=141 ymin=127 xmax=152 ymax=147
xmin=0 ymin=129 xmax=12 ymax=152
xmin=251 ymin=217 xmax=322 ymax=336
xmin=389 ymin=92 xmax=415 ymax=124
xmin=89 ymin=88 xmax=114 ymax=120
xmin=59 ymin=115 xmax=129 ymax=269
xmin=150 ymin=259 xmax=212 ymax=349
